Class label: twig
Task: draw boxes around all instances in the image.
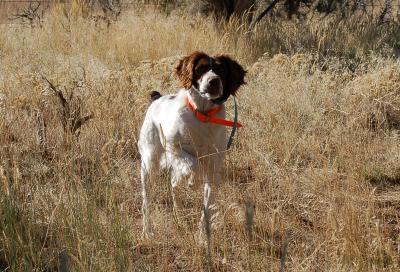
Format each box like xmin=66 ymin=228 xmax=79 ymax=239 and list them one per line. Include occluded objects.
xmin=34 ymin=109 xmax=47 ymax=150
xmin=59 ymin=249 xmax=69 ymax=272
xmin=203 ymin=205 xmax=212 ymax=272
xmin=279 ymin=231 xmax=291 ymax=272
xmin=255 ymin=0 xmax=280 ymax=23
xmin=245 ymin=201 xmax=256 ymax=271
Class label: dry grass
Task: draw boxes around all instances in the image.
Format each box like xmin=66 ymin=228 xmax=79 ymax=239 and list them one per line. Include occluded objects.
xmin=0 ymin=3 xmax=400 ymax=271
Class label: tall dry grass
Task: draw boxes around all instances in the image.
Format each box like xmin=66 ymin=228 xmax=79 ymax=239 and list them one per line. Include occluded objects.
xmin=0 ymin=2 xmax=399 ymax=271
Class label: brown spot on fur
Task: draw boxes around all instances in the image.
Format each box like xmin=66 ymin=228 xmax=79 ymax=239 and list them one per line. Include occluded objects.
xmin=214 ymin=54 xmax=246 ymax=97
xmin=149 ymin=91 xmax=162 ymax=103
xmin=175 ymin=51 xmax=209 ymax=89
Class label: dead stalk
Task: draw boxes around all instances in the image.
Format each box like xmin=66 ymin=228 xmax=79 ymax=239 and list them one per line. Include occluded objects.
xmin=42 ymin=76 xmax=93 ymax=144
xmin=245 ymin=201 xmax=255 ymax=270
xmin=203 ymin=205 xmax=212 ymax=272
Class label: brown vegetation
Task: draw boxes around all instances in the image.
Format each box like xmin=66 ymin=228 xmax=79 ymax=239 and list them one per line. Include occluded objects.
xmin=0 ymin=1 xmax=399 ymax=271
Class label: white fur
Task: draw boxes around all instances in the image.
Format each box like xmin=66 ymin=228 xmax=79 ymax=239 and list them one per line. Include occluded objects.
xmin=138 ymin=86 xmax=227 ymax=239
xmin=198 ymin=70 xmax=223 ymax=99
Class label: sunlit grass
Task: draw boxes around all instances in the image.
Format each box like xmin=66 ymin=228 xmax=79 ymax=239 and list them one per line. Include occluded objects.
xmin=0 ymin=2 xmax=399 ymax=271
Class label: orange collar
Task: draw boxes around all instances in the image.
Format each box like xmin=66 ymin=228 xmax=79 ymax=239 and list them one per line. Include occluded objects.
xmin=185 ymin=96 xmax=243 ymax=128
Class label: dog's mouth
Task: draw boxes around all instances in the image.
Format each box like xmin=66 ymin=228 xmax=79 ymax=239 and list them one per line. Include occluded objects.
xmin=199 ymin=89 xmax=222 ymax=100
xmin=198 ymin=77 xmax=223 ymax=100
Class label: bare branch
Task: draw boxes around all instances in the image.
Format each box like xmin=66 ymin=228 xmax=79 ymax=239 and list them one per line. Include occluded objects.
xmin=255 ymin=0 xmax=281 ymax=23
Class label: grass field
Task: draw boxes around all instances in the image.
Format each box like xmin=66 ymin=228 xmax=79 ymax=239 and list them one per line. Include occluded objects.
xmin=0 ymin=1 xmax=400 ymax=271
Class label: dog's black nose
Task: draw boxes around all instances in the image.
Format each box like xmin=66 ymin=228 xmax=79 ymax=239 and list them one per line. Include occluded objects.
xmin=209 ymin=78 xmax=220 ymax=87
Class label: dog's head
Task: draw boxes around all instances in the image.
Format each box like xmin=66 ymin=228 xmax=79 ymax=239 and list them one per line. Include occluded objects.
xmin=175 ymin=51 xmax=246 ymax=102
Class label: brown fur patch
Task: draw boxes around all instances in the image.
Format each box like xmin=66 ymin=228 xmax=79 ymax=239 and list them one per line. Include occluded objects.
xmin=214 ymin=54 xmax=246 ymax=96
xmin=175 ymin=51 xmax=209 ymax=89
xmin=149 ymin=91 xmax=162 ymax=103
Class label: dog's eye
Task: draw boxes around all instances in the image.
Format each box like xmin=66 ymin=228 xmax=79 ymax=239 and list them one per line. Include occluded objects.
xmin=195 ymin=65 xmax=209 ymax=76
xmin=213 ymin=63 xmax=225 ymax=74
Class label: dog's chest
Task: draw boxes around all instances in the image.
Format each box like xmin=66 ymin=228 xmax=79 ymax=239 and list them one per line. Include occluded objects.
xmin=163 ymin=109 xmax=226 ymax=155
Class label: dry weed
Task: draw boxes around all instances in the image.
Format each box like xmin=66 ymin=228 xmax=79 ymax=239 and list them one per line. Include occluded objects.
xmin=0 ymin=4 xmax=399 ymax=271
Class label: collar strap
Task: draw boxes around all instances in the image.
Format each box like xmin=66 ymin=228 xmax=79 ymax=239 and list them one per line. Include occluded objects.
xmin=211 ymin=94 xmax=229 ymax=105
xmin=186 ymin=96 xmax=243 ymax=128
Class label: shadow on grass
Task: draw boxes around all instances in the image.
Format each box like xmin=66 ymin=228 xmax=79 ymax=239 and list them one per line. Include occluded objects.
xmin=365 ymin=167 xmax=400 ymax=189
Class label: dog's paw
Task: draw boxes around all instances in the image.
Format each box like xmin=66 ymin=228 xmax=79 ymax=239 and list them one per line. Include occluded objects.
xmin=187 ymin=172 xmax=196 ymax=187
xmin=196 ymin=228 xmax=208 ymax=248
xmin=142 ymin=225 xmax=155 ymax=240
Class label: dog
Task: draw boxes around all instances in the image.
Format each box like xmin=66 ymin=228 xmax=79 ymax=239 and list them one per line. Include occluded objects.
xmin=137 ymin=51 xmax=246 ymax=239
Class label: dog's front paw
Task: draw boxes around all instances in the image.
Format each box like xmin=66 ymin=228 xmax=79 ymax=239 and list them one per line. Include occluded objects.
xmin=187 ymin=172 xmax=196 ymax=187
xmin=142 ymin=224 xmax=154 ymax=240
xmin=196 ymin=228 xmax=208 ymax=247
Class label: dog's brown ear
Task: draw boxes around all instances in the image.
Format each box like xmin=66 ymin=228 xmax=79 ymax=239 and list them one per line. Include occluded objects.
xmin=175 ymin=51 xmax=207 ymax=89
xmin=216 ymin=55 xmax=246 ymax=96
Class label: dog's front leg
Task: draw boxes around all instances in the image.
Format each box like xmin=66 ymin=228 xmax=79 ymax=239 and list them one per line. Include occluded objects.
xmin=197 ymin=153 xmax=224 ymax=245
xmin=198 ymin=181 xmax=218 ymax=246
xmin=169 ymin=150 xmax=199 ymax=214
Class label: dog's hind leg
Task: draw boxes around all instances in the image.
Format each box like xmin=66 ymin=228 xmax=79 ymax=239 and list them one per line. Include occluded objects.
xmin=140 ymin=158 xmax=155 ymax=239
xmin=138 ymin=121 xmax=162 ymax=239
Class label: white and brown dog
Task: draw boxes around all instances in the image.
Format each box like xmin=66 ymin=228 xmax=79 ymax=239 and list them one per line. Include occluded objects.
xmin=138 ymin=51 xmax=246 ymax=239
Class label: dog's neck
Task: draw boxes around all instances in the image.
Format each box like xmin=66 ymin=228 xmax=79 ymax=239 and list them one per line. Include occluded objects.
xmin=187 ymin=88 xmax=221 ymax=113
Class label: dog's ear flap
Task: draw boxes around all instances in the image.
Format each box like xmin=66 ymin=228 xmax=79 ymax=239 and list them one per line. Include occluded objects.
xmin=175 ymin=56 xmax=193 ymax=89
xmin=175 ymin=51 xmax=206 ymax=90
xmin=216 ymin=55 xmax=246 ymax=96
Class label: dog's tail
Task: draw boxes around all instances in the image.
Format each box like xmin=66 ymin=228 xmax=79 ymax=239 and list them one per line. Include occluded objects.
xmin=149 ymin=91 xmax=162 ymax=103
